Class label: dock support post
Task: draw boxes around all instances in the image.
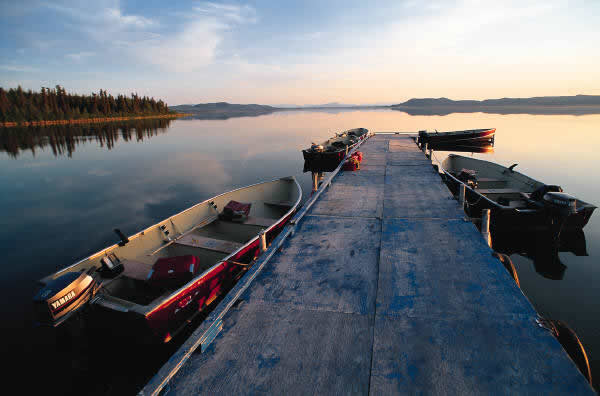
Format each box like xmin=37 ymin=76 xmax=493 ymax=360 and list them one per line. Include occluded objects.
xmin=428 ymin=148 xmax=432 ymax=160
xmin=422 ymin=142 xmax=428 ymax=154
xmin=259 ymin=230 xmax=267 ymax=252
xmin=481 ymin=209 xmax=492 ymax=247
xmin=459 ymin=184 xmax=466 ymax=209
xmin=312 ymin=172 xmax=318 ymax=193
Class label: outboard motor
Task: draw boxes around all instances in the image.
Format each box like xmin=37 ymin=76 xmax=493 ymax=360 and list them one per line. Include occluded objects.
xmin=310 ymin=144 xmax=324 ymax=152
xmin=33 ymin=271 xmax=98 ymax=327
xmin=531 ymin=185 xmax=577 ymax=215
xmin=542 ymin=192 xmax=578 ymax=215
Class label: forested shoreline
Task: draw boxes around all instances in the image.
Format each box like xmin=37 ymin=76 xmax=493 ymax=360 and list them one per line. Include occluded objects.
xmin=0 ymin=85 xmax=176 ymax=126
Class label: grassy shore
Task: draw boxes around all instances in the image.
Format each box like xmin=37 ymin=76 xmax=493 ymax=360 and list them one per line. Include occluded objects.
xmin=0 ymin=113 xmax=191 ymax=128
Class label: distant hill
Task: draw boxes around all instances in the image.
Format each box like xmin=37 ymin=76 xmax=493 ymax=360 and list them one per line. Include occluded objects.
xmin=395 ymin=95 xmax=600 ymax=107
xmin=391 ymin=95 xmax=600 ymax=116
xmin=169 ymin=102 xmax=278 ymax=119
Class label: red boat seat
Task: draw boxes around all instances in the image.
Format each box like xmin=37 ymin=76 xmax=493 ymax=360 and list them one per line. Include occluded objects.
xmin=147 ymin=255 xmax=201 ymax=289
xmin=351 ymin=151 xmax=363 ymax=162
xmin=219 ymin=200 xmax=251 ymax=222
xmin=343 ymin=157 xmax=360 ymax=171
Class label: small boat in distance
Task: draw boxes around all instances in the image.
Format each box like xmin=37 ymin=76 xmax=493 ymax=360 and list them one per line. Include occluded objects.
xmin=418 ymin=128 xmax=495 ymax=145
xmin=302 ymin=128 xmax=368 ymax=162
xmin=441 ymin=154 xmax=596 ymax=232
xmin=33 ymin=177 xmax=302 ymax=343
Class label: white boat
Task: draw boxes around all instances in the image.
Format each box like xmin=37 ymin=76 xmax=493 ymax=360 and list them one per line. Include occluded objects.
xmin=34 ymin=177 xmax=302 ymax=342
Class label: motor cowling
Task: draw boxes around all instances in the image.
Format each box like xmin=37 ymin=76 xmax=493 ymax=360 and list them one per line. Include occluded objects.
xmin=310 ymin=144 xmax=324 ymax=152
xmin=33 ymin=271 xmax=98 ymax=327
xmin=543 ymin=191 xmax=578 ymax=215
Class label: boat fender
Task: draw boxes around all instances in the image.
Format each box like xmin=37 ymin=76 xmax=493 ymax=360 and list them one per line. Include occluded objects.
xmin=492 ymin=252 xmax=520 ymax=288
xmin=537 ymin=318 xmax=593 ymax=386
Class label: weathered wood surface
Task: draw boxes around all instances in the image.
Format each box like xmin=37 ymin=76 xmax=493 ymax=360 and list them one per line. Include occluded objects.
xmin=143 ymin=134 xmax=592 ymax=395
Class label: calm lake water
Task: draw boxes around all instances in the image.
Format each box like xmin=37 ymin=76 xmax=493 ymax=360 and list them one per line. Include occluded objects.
xmin=2 ymin=110 xmax=599 ymax=393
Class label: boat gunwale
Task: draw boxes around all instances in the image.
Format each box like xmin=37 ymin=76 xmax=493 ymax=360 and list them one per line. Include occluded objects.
xmin=431 ymin=128 xmax=495 ymax=135
xmin=40 ymin=176 xmax=301 ymax=287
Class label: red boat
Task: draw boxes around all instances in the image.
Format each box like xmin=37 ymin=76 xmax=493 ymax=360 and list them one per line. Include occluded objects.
xmin=33 ymin=177 xmax=302 ymax=343
xmin=418 ymin=128 xmax=495 ymax=145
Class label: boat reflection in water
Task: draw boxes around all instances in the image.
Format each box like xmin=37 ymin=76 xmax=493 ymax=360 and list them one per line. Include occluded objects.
xmin=0 ymin=118 xmax=172 ymax=158
xmin=492 ymin=228 xmax=587 ymax=280
xmin=428 ymin=141 xmax=494 ymax=154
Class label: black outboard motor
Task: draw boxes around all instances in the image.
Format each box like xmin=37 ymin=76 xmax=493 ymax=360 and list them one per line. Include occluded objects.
xmin=531 ymin=185 xmax=578 ymax=238
xmin=530 ymin=184 xmax=563 ymax=202
xmin=33 ymin=271 xmax=98 ymax=327
xmin=531 ymin=185 xmax=578 ymax=215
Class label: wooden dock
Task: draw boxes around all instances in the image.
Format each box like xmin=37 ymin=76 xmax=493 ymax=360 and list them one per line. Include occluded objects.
xmin=142 ymin=134 xmax=592 ymax=395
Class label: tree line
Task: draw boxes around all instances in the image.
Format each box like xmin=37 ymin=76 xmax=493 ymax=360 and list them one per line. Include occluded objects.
xmin=0 ymin=85 xmax=172 ymax=123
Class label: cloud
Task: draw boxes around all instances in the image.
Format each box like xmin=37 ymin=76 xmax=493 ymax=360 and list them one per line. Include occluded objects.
xmin=133 ymin=3 xmax=257 ymax=72
xmin=0 ymin=64 xmax=40 ymax=73
xmin=65 ymin=51 xmax=95 ymax=62
xmin=193 ymin=2 xmax=257 ymax=24
xmin=103 ymin=7 xmax=154 ymax=28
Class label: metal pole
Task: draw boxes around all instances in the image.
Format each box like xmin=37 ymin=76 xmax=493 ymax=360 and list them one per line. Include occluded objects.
xmin=481 ymin=209 xmax=492 ymax=247
xmin=259 ymin=230 xmax=267 ymax=252
xmin=312 ymin=172 xmax=318 ymax=193
xmin=345 ymin=145 xmax=349 ymax=157
xmin=459 ymin=184 xmax=466 ymax=209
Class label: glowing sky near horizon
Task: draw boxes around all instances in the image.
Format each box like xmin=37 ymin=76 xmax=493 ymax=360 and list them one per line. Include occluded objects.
xmin=1 ymin=0 xmax=599 ymax=106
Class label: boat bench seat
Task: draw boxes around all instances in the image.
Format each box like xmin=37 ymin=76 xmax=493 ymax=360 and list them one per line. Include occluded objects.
xmin=476 ymin=188 xmax=526 ymax=195
xmin=263 ymin=200 xmax=294 ymax=208
xmin=244 ymin=216 xmax=274 ymax=227
xmin=477 ymin=178 xmax=506 ymax=183
xmin=120 ymin=259 xmax=152 ymax=281
xmin=175 ymin=235 xmax=244 ymax=254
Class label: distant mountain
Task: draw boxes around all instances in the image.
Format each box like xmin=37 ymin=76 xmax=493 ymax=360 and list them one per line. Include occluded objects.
xmin=169 ymin=102 xmax=278 ymax=119
xmin=391 ymin=95 xmax=600 ymax=116
xmin=394 ymin=95 xmax=600 ymax=107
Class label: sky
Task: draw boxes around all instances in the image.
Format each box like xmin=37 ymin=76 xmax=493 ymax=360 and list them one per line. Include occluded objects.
xmin=1 ymin=0 xmax=599 ymax=106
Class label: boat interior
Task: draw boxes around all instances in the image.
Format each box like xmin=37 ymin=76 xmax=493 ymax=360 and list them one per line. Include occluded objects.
xmin=442 ymin=154 xmax=544 ymax=208
xmin=41 ymin=178 xmax=300 ymax=308
xmin=313 ymin=128 xmax=366 ymax=151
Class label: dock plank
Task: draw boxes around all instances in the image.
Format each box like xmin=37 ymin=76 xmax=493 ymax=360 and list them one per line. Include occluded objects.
xmin=144 ymin=133 xmax=593 ymax=395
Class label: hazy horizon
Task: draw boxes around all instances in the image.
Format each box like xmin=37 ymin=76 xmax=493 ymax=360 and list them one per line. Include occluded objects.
xmin=2 ymin=0 xmax=599 ymax=106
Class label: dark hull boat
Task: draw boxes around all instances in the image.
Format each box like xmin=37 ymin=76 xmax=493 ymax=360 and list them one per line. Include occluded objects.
xmin=302 ymin=128 xmax=369 ymax=162
xmin=34 ymin=177 xmax=302 ymax=343
xmin=418 ymin=128 xmax=495 ymax=145
xmin=441 ymin=154 xmax=596 ymax=233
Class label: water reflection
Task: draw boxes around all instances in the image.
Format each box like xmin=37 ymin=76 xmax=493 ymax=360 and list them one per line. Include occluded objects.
xmin=0 ymin=118 xmax=172 ymax=158
xmin=492 ymin=229 xmax=587 ymax=280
